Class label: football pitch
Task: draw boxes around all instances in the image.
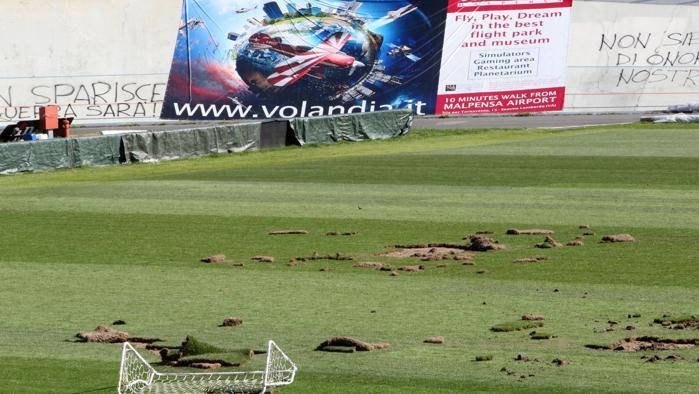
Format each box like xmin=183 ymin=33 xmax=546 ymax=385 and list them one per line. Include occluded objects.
xmin=0 ymin=124 xmax=697 ymax=393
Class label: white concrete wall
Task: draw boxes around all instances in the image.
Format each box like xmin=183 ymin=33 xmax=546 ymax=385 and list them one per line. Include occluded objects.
xmin=1 ymin=1 xmax=697 ymax=125
xmin=0 ymin=0 xmax=181 ymax=125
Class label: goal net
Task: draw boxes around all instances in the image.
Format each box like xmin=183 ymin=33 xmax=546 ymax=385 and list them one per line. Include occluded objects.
xmin=118 ymin=340 xmax=297 ymax=394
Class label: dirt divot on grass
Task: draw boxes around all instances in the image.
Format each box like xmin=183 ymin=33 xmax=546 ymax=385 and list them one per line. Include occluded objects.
xmin=522 ymin=314 xmax=545 ymax=321
xmin=201 ymin=254 xmax=226 ymax=263
xmin=399 ymin=265 xmax=425 ymax=272
xmin=424 ymin=336 xmax=444 ymax=344
xmin=513 ymin=257 xmax=547 ymax=264
xmin=76 ymin=325 xmax=160 ymax=344
xmin=567 ymin=237 xmax=585 ymax=247
xmin=654 ymin=315 xmax=699 ymax=330
xmin=354 ymin=262 xmax=386 ymax=270
xmin=381 ymin=245 xmax=474 ymax=261
xmin=491 ymin=321 xmax=544 ymax=332
xmin=326 ymin=231 xmax=358 ymax=236
xmin=295 ymin=252 xmax=353 ymax=262
xmin=601 ymin=234 xmax=635 ymax=243
xmin=316 ymin=337 xmax=390 ymax=352
xmin=507 ymin=229 xmax=554 ymax=235
xmin=221 ymin=317 xmax=243 ymax=327
xmin=464 ymin=236 xmax=505 ymax=251
xmin=268 ymin=230 xmax=308 ymax=235
xmin=536 ymin=236 xmax=563 ymax=249
xmin=251 ymin=256 xmax=275 ymax=263
xmin=586 ymin=337 xmax=698 ymax=352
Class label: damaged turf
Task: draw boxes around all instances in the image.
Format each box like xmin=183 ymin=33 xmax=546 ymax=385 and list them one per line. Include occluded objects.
xmin=586 ymin=336 xmax=698 ymax=352
xmin=316 ymin=337 xmax=390 ymax=352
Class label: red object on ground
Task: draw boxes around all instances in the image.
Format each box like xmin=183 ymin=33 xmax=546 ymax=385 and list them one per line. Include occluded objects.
xmin=39 ymin=105 xmax=59 ymax=130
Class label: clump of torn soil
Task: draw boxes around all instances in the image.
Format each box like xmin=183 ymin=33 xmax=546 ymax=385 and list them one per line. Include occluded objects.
xmin=579 ymin=225 xmax=591 ymax=229
xmin=552 ymin=358 xmax=571 ymax=366
xmin=268 ymin=230 xmax=308 ymax=235
xmin=464 ymin=236 xmax=505 ymax=252
xmin=112 ymin=320 xmax=126 ymax=325
xmin=399 ymin=265 xmax=425 ymax=272
xmin=295 ymin=252 xmax=353 ymax=262
xmin=316 ymin=337 xmax=390 ymax=352
xmin=536 ymin=236 xmax=564 ymax=249
xmin=654 ymin=315 xmax=699 ymax=330
xmin=251 ymin=256 xmax=275 ymax=263
xmin=201 ymin=254 xmax=226 ymax=263
xmin=155 ymin=336 xmax=254 ymax=369
xmin=424 ymin=336 xmax=444 ymax=344
xmin=221 ymin=317 xmax=243 ymax=327
xmin=326 ymin=231 xmax=358 ymax=236
xmin=643 ymin=354 xmax=685 ymax=363
xmin=76 ymin=325 xmax=160 ymax=344
xmin=491 ymin=321 xmax=544 ymax=332
xmin=567 ymin=237 xmax=585 ymax=247
xmin=601 ymin=234 xmax=635 ymax=243
xmin=382 ymin=244 xmax=474 ymax=261
xmin=586 ymin=337 xmax=698 ymax=352
xmin=522 ymin=314 xmax=545 ymax=321
xmin=513 ymin=257 xmax=547 ymax=264
xmin=506 ymin=229 xmax=554 ymax=235
xmin=354 ymin=262 xmax=386 ymax=270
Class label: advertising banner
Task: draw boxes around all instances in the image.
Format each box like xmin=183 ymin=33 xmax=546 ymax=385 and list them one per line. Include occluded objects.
xmin=436 ymin=0 xmax=572 ymax=115
xmin=162 ymin=0 xmax=572 ymax=120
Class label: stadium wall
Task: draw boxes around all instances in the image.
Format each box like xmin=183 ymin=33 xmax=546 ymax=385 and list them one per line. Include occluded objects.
xmin=1 ymin=1 xmax=697 ymax=125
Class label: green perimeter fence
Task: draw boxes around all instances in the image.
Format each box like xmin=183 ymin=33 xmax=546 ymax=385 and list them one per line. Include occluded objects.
xmin=0 ymin=110 xmax=413 ymax=174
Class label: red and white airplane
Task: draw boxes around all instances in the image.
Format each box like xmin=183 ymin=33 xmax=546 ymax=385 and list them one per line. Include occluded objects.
xmin=249 ymin=32 xmax=365 ymax=88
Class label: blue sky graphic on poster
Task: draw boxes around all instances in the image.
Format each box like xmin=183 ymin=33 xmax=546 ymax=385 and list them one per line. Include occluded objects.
xmin=162 ymin=0 xmax=447 ymax=119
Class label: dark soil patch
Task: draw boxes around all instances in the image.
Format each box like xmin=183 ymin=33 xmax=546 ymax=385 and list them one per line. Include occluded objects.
xmin=601 ymin=234 xmax=635 ymax=243
xmin=642 ymin=354 xmax=685 ymax=363
xmin=464 ymin=236 xmax=505 ymax=252
xmin=513 ymin=257 xmax=547 ymax=264
xmin=475 ymin=355 xmax=493 ymax=362
xmin=507 ymin=229 xmax=554 ymax=235
xmin=530 ymin=332 xmax=554 ymax=340
xmin=295 ymin=252 xmax=353 ymax=262
xmin=586 ymin=336 xmax=698 ymax=352
xmin=157 ymin=336 xmax=253 ymax=368
xmin=583 ymin=232 xmax=596 ymax=236
xmin=522 ymin=314 xmax=545 ymax=321
xmin=552 ymin=358 xmax=571 ymax=366
xmin=399 ymin=265 xmax=425 ymax=272
xmin=654 ymin=314 xmax=699 ymax=330
xmin=326 ymin=231 xmax=358 ymax=236
xmin=221 ymin=317 xmax=243 ymax=327
xmin=579 ymin=225 xmax=591 ymax=229
xmin=268 ymin=230 xmax=308 ymax=235
xmin=535 ymin=236 xmax=563 ymax=249
xmin=316 ymin=337 xmax=390 ymax=352
xmin=201 ymin=254 xmax=226 ymax=263
xmin=112 ymin=320 xmax=126 ymax=325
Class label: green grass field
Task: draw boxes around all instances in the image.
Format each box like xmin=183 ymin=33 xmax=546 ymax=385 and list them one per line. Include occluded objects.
xmin=0 ymin=124 xmax=697 ymax=393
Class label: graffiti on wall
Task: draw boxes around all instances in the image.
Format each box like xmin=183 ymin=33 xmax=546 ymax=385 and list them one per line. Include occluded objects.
xmin=599 ymin=31 xmax=699 ymax=88
xmin=0 ymin=81 xmax=167 ymax=122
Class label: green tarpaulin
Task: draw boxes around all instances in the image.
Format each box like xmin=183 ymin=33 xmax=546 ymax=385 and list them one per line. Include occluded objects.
xmin=121 ymin=123 xmax=261 ymax=163
xmin=290 ymin=110 xmax=414 ymax=146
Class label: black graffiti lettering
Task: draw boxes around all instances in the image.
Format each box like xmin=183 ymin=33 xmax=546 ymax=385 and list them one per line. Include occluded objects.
xmin=135 ymin=84 xmax=152 ymax=101
xmin=134 ymin=102 xmax=147 ymax=117
xmin=92 ymin=82 xmax=112 ymax=104
xmin=120 ymin=83 xmax=137 ymax=102
xmin=117 ymin=103 xmax=131 ymax=117
xmin=86 ymin=105 xmax=102 ymax=117
xmin=0 ymin=86 xmax=12 ymax=106
xmin=31 ymin=86 xmax=51 ymax=105
xmin=600 ymin=33 xmax=651 ymax=51
xmin=54 ymin=84 xmax=76 ymax=103
xmin=150 ymin=83 xmax=166 ymax=103
xmin=74 ymin=84 xmax=92 ymax=104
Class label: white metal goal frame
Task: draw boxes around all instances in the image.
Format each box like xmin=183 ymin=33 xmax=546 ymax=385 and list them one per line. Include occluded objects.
xmin=118 ymin=340 xmax=297 ymax=393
